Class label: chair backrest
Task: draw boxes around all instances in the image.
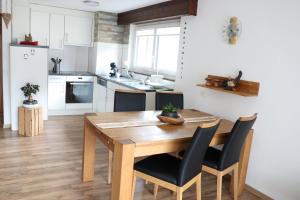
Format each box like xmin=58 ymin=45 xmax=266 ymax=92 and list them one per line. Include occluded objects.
xmin=114 ymin=89 xmax=146 ymax=112
xmin=218 ymin=114 xmax=257 ymax=170
xmin=177 ymin=119 xmax=220 ymax=186
xmin=155 ymin=91 xmax=183 ymax=110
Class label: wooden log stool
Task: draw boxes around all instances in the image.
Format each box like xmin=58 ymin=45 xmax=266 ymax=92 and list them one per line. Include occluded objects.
xmin=18 ymin=106 xmax=43 ymax=136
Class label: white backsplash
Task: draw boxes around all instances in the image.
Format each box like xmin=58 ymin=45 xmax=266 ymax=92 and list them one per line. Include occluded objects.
xmin=48 ymin=46 xmax=89 ymax=72
xmin=88 ymin=42 xmax=123 ymax=76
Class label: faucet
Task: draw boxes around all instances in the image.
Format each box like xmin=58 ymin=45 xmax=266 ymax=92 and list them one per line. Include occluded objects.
xmin=128 ymin=71 xmax=135 ymax=79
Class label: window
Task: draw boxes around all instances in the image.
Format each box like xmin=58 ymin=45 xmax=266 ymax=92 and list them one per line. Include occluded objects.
xmin=131 ymin=21 xmax=180 ymax=79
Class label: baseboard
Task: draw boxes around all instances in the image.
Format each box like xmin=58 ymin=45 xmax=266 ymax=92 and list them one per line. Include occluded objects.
xmin=3 ymin=123 xmax=11 ymax=129
xmin=245 ymin=184 xmax=273 ymax=200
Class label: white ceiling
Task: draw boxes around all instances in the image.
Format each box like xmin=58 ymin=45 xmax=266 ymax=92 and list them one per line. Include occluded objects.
xmin=29 ymin=0 xmax=169 ymax=13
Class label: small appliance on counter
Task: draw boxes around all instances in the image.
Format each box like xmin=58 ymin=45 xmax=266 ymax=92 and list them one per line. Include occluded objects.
xmin=109 ymin=62 xmax=120 ymax=78
xmin=51 ymin=57 xmax=62 ymax=73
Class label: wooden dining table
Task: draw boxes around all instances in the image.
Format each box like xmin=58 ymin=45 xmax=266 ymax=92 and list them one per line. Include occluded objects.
xmin=82 ymin=109 xmax=254 ymax=200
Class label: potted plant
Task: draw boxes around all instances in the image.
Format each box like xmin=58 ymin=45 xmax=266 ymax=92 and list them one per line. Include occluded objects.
xmin=161 ymin=103 xmax=179 ymax=118
xmin=21 ymin=83 xmax=40 ymax=106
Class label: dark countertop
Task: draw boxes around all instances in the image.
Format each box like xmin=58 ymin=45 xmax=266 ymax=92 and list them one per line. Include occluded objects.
xmin=97 ymin=75 xmax=173 ymax=92
xmin=49 ymin=71 xmax=96 ymax=76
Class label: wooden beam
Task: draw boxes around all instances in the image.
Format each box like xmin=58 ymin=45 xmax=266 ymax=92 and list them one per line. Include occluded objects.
xmin=118 ymin=0 xmax=198 ymax=25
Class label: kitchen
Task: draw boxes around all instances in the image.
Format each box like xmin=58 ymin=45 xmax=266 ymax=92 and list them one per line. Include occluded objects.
xmin=10 ymin=0 xmax=176 ymax=127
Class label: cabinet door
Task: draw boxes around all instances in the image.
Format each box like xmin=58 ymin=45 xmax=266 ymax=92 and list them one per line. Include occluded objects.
xmin=50 ymin=14 xmax=64 ymax=49
xmin=105 ymin=89 xmax=114 ymax=112
xmin=65 ymin=16 xmax=93 ymax=47
xmin=94 ymin=84 xmax=107 ymax=112
xmin=30 ymin=11 xmax=50 ymax=46
xmin=12 ymin=5 xmax=30 ymax=42
xmin=48 ymin=82 xmax=66 ymax=110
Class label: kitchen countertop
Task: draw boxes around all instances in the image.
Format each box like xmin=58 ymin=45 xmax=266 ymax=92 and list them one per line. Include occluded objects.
xmin=48 ymin=71 xmax=173 ymax=91
xmin=49 ymin=71 xmax=96 ymax=76
xmin=97 ymin=75 xmax=173 ymax=92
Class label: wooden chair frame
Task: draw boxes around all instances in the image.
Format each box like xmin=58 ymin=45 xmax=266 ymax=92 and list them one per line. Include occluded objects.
xmin=132 ymin=170 xmax=202 ymax=200
xmin=202 ymin=163 xmax=239 ymax=200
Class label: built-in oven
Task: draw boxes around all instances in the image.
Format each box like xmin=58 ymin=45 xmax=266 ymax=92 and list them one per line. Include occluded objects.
xmin=65 ymin=76 xmax=94 ymax=110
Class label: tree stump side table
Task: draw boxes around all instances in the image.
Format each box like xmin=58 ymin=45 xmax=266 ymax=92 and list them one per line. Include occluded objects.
xmin=18 ymin=106 xmax=43 ymax=136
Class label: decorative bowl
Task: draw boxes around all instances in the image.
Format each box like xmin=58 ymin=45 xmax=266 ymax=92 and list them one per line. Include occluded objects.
xmin=157 ymin=114 xmax=185 ymax=125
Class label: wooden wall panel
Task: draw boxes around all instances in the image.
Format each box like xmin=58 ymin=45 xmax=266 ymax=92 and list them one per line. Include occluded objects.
xmin=118 ymin=0 xmax=198 ymax=25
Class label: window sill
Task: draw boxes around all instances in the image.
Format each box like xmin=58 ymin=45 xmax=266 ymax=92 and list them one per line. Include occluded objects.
xmin=128 ymin=70 xmax=175 ymax=82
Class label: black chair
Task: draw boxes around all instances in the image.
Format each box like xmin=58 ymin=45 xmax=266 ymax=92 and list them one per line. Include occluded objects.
xmin=201 ymin=114 xmax=257 ymax=200
xmin=114 ymin=89 xmax=146 ymax=112
xmin=155 ymin=91 xmax=183 ymax=110
xmin=132 ymin=119 xmax=221 ymax=200
xmin=107 ymin=89 xmax=146 ymax=184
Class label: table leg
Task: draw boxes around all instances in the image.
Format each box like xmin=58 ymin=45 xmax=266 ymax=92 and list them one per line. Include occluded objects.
xmin=82 ymin=119 xmax=97 ymax=182
xmin=230 ymin=130 xmax=254 ymax=195
xmin=111 ymin=139 xmax=135 ymax=200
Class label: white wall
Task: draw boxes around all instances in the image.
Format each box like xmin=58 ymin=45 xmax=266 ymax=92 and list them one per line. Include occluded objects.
xmin=1 ymin=0 xmax=12 ymax=127
xmin=88 ymin=42 xmax=123 ymax=75
xmin=48 ymin=46 xmax=89 ymax=71
xmin=175 ymin=0 xmax=300 ymax=199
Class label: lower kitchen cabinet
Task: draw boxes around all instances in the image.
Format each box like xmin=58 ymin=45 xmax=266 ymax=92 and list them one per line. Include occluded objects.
xmin=48 ymin=76 xmax=66 ymax=111
xmin=105 ymin=89 xmax=114 ymax=112
xmin=30 ymin=10 xmax=50 ymax=46
xmin=94 ymin=78 xmax=107 ymax=112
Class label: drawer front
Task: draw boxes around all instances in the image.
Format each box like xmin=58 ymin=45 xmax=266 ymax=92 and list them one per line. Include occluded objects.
xmin=48 ymin=75 xmax=66 ymax=83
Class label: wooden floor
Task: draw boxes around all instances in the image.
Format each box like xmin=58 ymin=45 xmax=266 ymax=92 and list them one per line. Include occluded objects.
xmin=0 ymin=115 xmax=262 ymax=200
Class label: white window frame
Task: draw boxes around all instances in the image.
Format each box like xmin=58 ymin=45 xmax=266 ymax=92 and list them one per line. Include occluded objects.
xmin=130 ymin=20 xmax=180 ymax=80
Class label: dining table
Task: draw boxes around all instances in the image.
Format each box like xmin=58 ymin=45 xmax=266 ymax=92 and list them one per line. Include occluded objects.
xmin=82 ymin=109 xmax=254 ymax=200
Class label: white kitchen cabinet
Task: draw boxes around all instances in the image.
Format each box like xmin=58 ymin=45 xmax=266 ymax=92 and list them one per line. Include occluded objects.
xmin=65 ymin=16 xmax=93 ymax=47
xmin=30 ymin=11 xmax=50 ymax=46
xmin=94 ymin=78 xmax=107 ymax=112
xmin=12 ymin=4 xmax=30 ymax=42
xmin=105 ymin=88 xmax=114 ymax=112
xmin=48 ymin=76 xmax=66 ymax=110
xmin=50 ymin=14 xmax=65 ymax=49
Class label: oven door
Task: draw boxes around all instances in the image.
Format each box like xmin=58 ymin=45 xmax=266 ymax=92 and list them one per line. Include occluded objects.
xmin=66 ymin=81 xmax=93 ymax=104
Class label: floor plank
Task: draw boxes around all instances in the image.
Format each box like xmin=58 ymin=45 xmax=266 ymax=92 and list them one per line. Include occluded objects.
xmin=0 ymin=115 xmax=262 ymax=200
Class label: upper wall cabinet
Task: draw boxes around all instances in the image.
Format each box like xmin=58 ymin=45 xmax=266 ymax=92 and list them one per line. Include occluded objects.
xmin=64 ymin=16 xmax=94 ymax=47
xmin=12 ymin=2 xmax=94 ymax=48
xmin=12 ymin=4 xmax=30 ymax=42
xmin=50 ymin=14 xmax=65 ymax=49
xmin=30 ymin=11 xmax=50 ymax=46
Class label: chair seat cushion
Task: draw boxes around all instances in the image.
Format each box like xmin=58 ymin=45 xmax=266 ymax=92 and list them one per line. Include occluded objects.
xmin=134 ymin=154 xmax=181 ymax=185
xmin=203 ymin=147 xmax=222 ymax=169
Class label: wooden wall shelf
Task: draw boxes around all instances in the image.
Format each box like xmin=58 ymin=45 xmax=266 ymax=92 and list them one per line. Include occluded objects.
xmin=197 ymin=75 xmax=260 ymax=97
